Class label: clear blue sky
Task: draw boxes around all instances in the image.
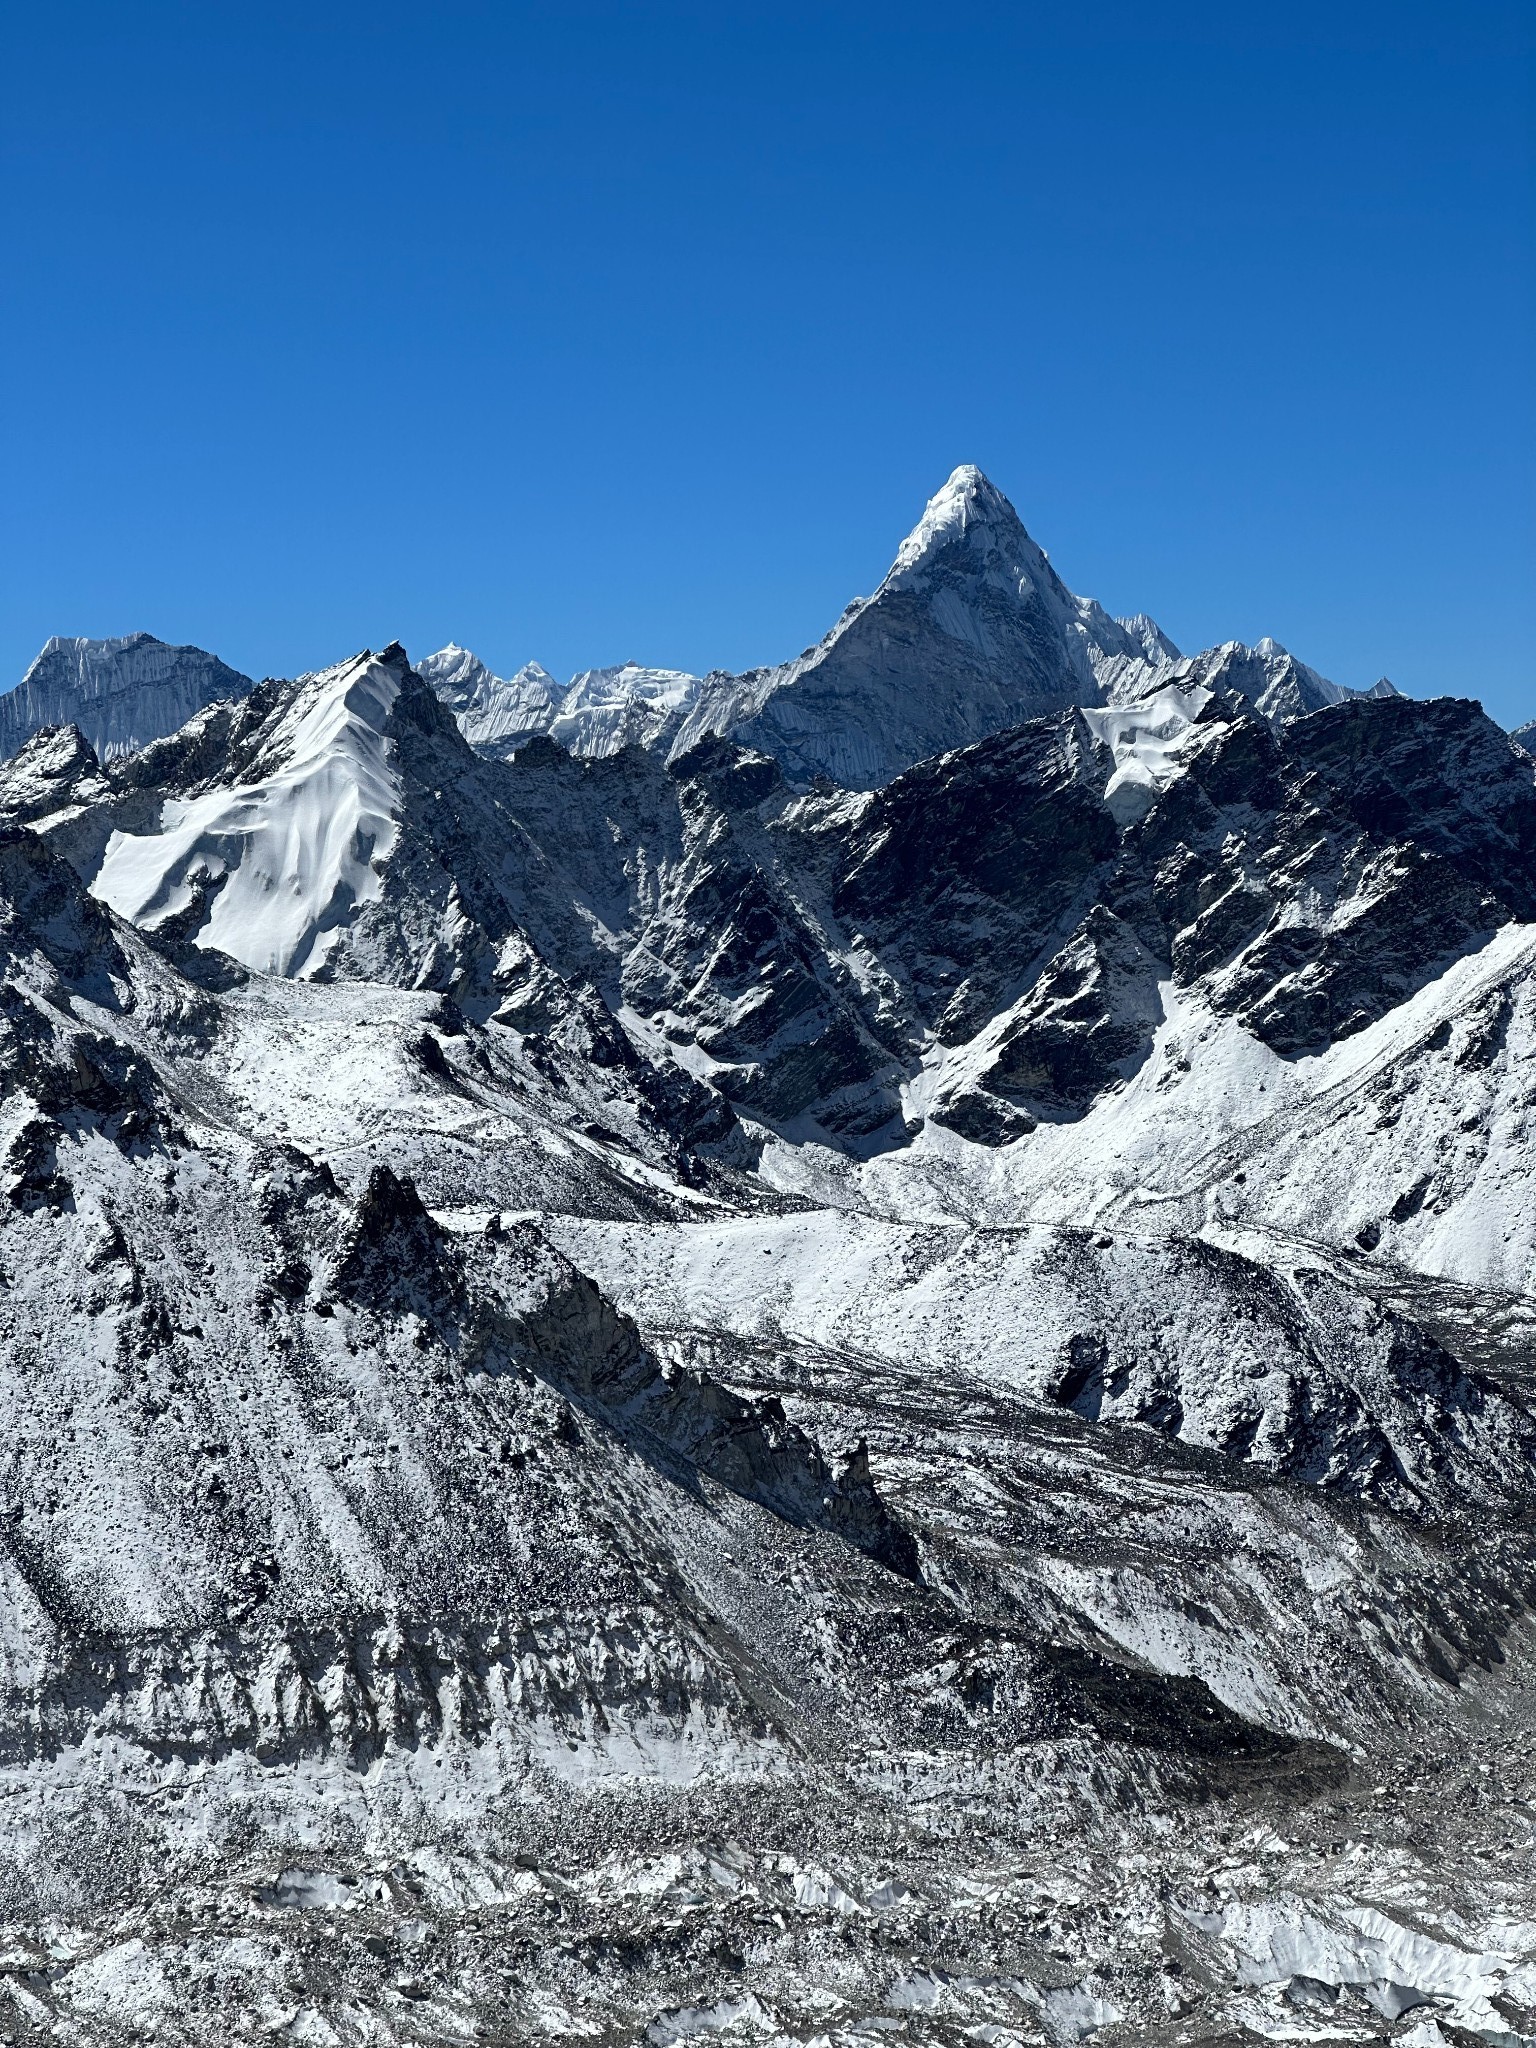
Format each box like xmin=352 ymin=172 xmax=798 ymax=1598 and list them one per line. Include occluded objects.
xmin=4 ymin=2 xmax=1533 ymax=724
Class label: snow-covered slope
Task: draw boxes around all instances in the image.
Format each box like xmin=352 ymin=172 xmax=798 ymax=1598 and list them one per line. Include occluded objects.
xmin=757 ymin=921 xmax=1536 ymax=1294
xmin=50 ymin=642 xmax=1535 ymax=1183
xmin=552 ymin=1202 xmax=1534 ymax=1513
xmin=92 ymin=648 xmax=404 ymax=976
xmin=1079 ymin=679 xmax=1213 ymax=825
xmin=0 ymin=631 xmax=253 ymax=761
xmin=5 ymin=489 xmax=1536 ymax=2045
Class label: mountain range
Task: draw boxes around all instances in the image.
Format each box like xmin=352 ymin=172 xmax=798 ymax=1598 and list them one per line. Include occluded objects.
xmin=0 ymin=467 xmax=1534 ymax=2046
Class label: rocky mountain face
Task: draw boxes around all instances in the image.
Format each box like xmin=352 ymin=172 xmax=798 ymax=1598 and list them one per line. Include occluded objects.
xmin=1 ymin=484 xmax=1536 ymax=2045
xmin=665 ymin=467 xmax=1175 ymax=788
xmin=0 ymin=632 xmax=253 ymax=763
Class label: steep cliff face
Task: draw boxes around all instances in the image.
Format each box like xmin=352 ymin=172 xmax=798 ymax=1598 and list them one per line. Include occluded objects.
xmin=0 ymin=632 xmax=252 ymax=761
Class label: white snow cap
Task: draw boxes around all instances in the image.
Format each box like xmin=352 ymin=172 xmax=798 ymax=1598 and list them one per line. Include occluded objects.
xmin=890 ymin=465 xmax=1021 ymax=577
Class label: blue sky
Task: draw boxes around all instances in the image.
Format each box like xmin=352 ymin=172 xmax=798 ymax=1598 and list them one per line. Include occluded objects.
xmin=3 ymin=1 xmax=1532 ymax=725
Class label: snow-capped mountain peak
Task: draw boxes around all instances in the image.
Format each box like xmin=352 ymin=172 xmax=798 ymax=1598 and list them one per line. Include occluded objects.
xmin=1115 ymin=611 xmax=1182 ymax=666
xmin=560 ymin=661 xmax=698 ymax=714
xmin=667 ymin=467 xmax=1180 ymax=787
xmin=550 ymin=662 xmax=702 ymax=756
xmin=1118 ymin=635 xmax=1354 ymax=726
xmin=417 ymin=643 xmax=559 ymax=755
xmin=414 ymin=471 xmax=1191 ymax=789
xmin=92 ymin=646 xmax=405 ymax=977
xmin=419 ymin=646 xmax=700 ymax=761
xmin=0 ymin=630 xmax=253 ymax=762
xmin=887 ymin=462 xmax=1027 ymax=582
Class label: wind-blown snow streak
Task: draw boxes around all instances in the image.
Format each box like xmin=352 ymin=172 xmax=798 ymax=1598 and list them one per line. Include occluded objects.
xmin=92 ymin=651 xmax=402 ymax=977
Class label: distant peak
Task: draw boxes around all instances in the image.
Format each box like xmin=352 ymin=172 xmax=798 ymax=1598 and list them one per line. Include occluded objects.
xmin=1116 ymin=613 xmax=1182 ymax=665
xmin=940 ymin=462 xmax=996 ymax=499
xmin=926 ymin=464 xmax=1012 ymax=521
xmin=890 ymin=464 xmax=1030 ymax=580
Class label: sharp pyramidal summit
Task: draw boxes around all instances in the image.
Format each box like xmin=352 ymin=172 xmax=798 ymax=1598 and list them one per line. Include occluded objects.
xmin=2 ymin=466 xmax=1535 ymax=2045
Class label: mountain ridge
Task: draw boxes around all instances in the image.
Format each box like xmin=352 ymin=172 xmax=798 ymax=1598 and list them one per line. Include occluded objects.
xmin=412 ymin=467 xmax=1421 ymax=787
xmin=9 ymin=469 xmax=1506 ymax=792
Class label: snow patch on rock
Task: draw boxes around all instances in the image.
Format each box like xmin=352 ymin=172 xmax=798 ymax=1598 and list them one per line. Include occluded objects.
xmin=1080 ymin=681 xmax=1213 ymax=825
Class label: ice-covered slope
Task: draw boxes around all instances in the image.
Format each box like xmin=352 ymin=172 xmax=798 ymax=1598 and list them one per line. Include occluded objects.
xmin=671 ymin=466 xmax=1179 ymax=787
xmin=92 ymin=647 xmax=404 ymax=976
xmin=0 ymin=631 xmax=253 ymax=761
xmin=417 ymin=642 xmax=559 ymax=754
xmin=421 ymin=645 xmax=701 ymax=761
